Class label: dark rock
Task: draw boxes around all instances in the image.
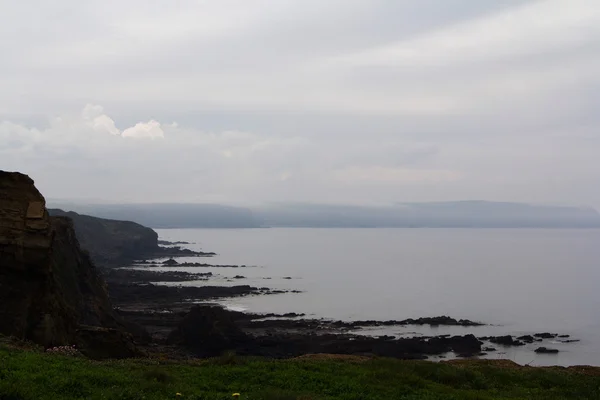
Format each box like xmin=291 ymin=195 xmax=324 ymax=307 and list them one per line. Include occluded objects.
xmin=517 ymin=335 xmax=535 ymax=343
xmin=48 ymin=209 xmax=160 ymax=267
xmin=560 ymin=339 xmax=580 ymax=343
xmin=167 ymin=306 xmax=249 ymax=356
xmin=282 ymin=313 xmax=304 ymax=318
xmin=0 ymin=171 xmax=132 ymax=347
xmin=387 ymin=316 xmax=483 ymax=327
xmin=535 ymin=347 xmax=559 ymax=354
xmin=157 ymin=246 xmax=215 ymax=258
xmin=233 ymin=275 xmax=246 ymax=279
xmin=157 ymin=240 xmax=191 ymax=245
xmin=157 ymin=261 xmax=248 ymax=268
xmin=534 ymin=333 xmax=558 ymax=339
xmin=339 ymin=316 xmax=483 ymax=328
xmin=104 ymin=268 xmax=212 ymax=284
xmin=489 ymin=336 xmax=525 ymax=346
xmin=108 ymin=283 xmax=263 ymax=307
xmin=558 ymin=334 xmax=570 ymax=338
xmin=48 ymin=210 xmax=214 ymax=268
xmin=447 ymin=334 xmax=482 ymax=355
xmin=162 ymin=258 xmax=179 ymax=266
xmin=76 ymin=325 xmax=144 ymax=359
xmin=483 ymin=347 xmax=497 ymax=352
xmin=283 ymin=277 xmax=292 ymax=280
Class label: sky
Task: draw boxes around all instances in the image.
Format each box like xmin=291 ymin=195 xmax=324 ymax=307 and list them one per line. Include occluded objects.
xmin=1 ymin=0 xmax=600 ymax=207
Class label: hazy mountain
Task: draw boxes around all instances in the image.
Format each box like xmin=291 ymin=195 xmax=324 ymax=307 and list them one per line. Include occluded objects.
xmin=47 ymin=200 xmax=600 ymax=228
xmin=254 ymin=201 xmax=600 ymax=228
xmin=47 ymin=203 xmax=259 ymax=229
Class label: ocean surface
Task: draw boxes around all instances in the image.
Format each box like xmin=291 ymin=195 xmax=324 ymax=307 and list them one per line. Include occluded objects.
xmin=151 ymin=228 xmax=600 ymax=366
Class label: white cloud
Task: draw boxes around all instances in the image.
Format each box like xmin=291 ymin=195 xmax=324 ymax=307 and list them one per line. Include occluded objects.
xmin=1 ymin=2 xmax=600 ymax=206
xmin=121 ymin=120 xmax=164 ymax=139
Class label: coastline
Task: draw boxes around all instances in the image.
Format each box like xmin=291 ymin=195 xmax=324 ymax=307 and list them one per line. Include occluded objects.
xmin=105 ymin=249 xmax=579 ymax=363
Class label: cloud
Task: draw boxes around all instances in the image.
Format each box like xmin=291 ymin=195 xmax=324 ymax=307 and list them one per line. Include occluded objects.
xmin=121 ymin=120 xmax=164 ymax=139
xmin=1 ymin=2 xmax=600 ymax=206
xmin=3 ymin=0 xmax=599 ymax=117
xmin=0 ymin=104 xmax=463 ymax=203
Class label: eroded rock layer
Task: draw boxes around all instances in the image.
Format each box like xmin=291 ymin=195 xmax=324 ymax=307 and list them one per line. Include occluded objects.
xmin=0 ymin=171 xmax=121 ymax=348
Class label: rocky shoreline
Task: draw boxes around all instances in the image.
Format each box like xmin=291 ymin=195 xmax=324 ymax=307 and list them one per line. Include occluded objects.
xmin=107 ymin=256 xmax=570 ymax=361
xmin=0 ymin=170 xmax=574 ymax=363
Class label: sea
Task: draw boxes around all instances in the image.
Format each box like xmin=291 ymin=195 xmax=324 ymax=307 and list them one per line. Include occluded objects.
xmin=148 ymin=228 xmax=600 ymax=367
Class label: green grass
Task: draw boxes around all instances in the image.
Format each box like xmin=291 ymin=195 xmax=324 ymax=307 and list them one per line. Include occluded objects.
xmin=1 ymin=343 xmax=599 ymax=400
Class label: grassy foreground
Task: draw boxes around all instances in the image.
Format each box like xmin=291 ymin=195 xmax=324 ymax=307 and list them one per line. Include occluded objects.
xmin=1 ymin=343 xmax=599 ymax=400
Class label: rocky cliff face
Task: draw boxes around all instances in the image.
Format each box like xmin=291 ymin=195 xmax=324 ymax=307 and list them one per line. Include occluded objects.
xmin=48 ymin=209 xmax=159 ymax=267
xmin=0 ymin=171 xmax=126 ymax=349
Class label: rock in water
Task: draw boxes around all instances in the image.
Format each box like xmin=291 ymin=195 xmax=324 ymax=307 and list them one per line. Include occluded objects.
xmin=535 ymin=347 xmax=559 ymax=354
xmin=0 ymin=171 xmax=141 ymax=355
xmin=488 ymin=336 xmax=525 ymax=346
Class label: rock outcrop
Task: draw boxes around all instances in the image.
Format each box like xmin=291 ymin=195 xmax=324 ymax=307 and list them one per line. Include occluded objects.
xmin=48 ymin=209 xmax=159 ymax=267
xmin=0 ymin=171 xmax=138 ymax=354
xmin=48 ymin=209 xmax=212 ymax=268
xmin=167 ymin=306 xmax=250 ymax=357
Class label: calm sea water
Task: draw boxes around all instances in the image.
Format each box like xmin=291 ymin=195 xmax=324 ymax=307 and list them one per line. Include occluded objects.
xmin=152 ymin=228 xmax=600 ymax=366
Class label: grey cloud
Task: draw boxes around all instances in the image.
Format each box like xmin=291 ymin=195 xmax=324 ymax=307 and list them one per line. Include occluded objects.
xmin=1 ymin=1 xmax=600 ymax=207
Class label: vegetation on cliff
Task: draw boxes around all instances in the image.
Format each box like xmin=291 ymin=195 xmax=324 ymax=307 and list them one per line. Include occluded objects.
xmin=1 ymin=339 xmax=599 ymax=400
xmin=48 ymin=209 xmax=160 ymax=267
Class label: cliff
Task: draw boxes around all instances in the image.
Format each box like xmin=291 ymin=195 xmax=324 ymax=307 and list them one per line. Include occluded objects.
xmin=0 ymin=171 xmax=141 ymax=355
xmin=48 ymin=209 xmax=159 ymax=267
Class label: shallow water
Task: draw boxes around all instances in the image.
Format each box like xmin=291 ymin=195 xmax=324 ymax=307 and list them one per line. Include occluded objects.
xmin=152 ymin=228 xmax=600 ymax=366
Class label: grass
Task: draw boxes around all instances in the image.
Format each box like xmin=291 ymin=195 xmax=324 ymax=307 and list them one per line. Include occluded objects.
xmin=1 ymin=342 xmax=599 ymax=400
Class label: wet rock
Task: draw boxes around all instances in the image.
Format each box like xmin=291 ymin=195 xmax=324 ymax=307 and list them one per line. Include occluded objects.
xmin=158 ymin=240 xmax=191 ymax=245
xmin=558 ymin=334 xmax=570 ymax=338
xmin=517 ymin=335 xmax=535 ymax=343
xmin=535 ymin=347 xmax=559 ymax=354
xmin=233 ymin=275 xmax=246 ymax=279
xmin=104 ymin=269 xmax=212 ymax=283
xmin=332 ymin=316 xmax=483 ymax=329
xmin=256 ymin=312 xmax=305 ymax=319
xmin=397 ymin=316 xmax=484 ymax=327
xmin=159 ymin=261 xmax=249 ymax=268
xmin=162 ymin=258 xmax=179 ymax=266
xmin=108 ymin=283 xmax=264 ymax=307
xmin=483 ymin=347 xmax=497 ymax=352
xmin=534 ymin=333 xmax=558 ymax=339
xmin=489 ymin=336 xmax=525 ymax=346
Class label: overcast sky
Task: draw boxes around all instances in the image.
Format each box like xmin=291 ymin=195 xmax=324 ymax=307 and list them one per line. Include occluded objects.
xmin=1 ymin=0 xmax=600 ymax=207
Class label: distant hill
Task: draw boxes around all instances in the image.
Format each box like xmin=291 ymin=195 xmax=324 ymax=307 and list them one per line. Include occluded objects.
xmin=48 ymin=209 xmax=160 ymax=266
xmin=47 ymin=201 xmax=600 ymax=228
xmin=253 ymin=201 xmax=600 ymax=228
xmin=47 ymin=203 xmax=260 ymax=229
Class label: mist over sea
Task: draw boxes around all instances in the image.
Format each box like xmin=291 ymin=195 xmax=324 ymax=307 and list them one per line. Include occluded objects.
xmin=153 ymin=228 xmax=600 ymax=366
